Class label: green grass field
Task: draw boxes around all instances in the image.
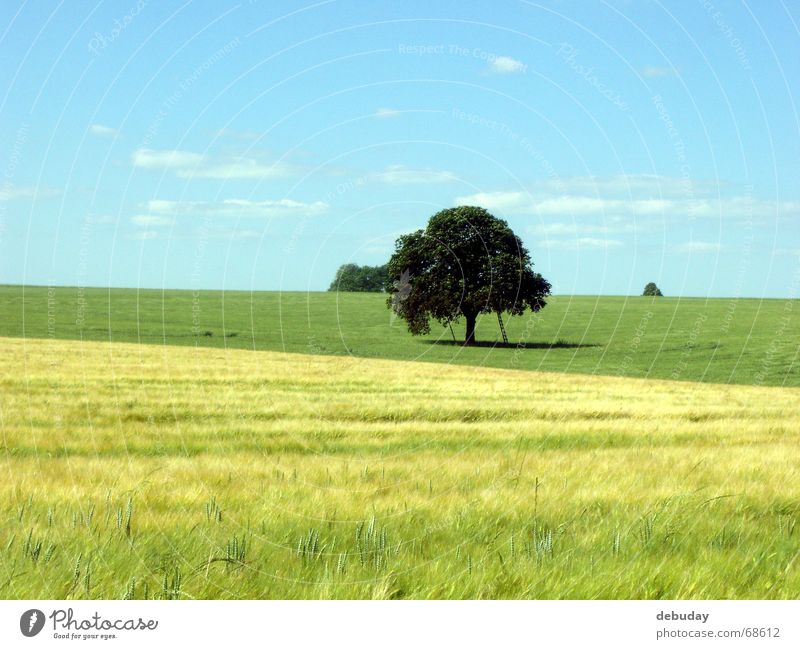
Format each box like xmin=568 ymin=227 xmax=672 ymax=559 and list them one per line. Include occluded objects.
xmin=1 ymin=284 xmax=797 ymax=386
xmin=1 ymin=336 xmax=798 ymax=599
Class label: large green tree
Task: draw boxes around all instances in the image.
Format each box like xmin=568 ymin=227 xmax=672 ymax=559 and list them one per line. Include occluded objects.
xmin=386 ymin=205 xmax=551 ymax=345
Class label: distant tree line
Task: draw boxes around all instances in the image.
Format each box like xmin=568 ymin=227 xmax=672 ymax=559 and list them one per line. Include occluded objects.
xmin=328 ymin=263 xmax=389 ymax=292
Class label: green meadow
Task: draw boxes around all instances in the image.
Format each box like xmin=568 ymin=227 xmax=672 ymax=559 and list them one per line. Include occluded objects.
xmin=0 ymin=284 xmax=797 ymax=386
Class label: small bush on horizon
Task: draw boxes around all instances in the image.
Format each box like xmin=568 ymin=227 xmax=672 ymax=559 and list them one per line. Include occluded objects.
xmin=642 ymin=282 xmax=663 ymax=297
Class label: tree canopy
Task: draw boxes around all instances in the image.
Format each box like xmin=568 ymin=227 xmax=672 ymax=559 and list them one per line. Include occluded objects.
xmin=328 ymin=263 xmax=389 ymax=292
xmin=642 ymin=282 xmax=664 ymax=297
xmin=386 ymin=205 xmax=551 ymax=345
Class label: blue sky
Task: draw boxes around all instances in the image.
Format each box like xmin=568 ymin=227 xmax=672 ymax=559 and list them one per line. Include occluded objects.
xmin=1 ymin=0 xmax=798 ymax=297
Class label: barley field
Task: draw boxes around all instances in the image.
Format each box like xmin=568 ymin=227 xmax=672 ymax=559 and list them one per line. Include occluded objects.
xmin=1 ymin=335 xmax=798 ymax=599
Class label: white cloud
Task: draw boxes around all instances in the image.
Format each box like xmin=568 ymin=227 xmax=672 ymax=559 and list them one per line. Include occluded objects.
xmin=529 ymin=222 xmax=586 ymax=236
xmin=487 ymin=55 xmax=527 ymax=74
xmin=370 ymin=165 xmax=458 ymax=185
xmin=90 ymin=124 xmax=119 ymax=138
xmin=191 ymin=227 xmax=263 ymax=240
xmin=361 ymin=244 xmax=393 ymax=256
xmin=0 ymin=185 xmax=37 ymax=201
xmin=145 ymin=199 xmax=199 ymax=215
xmin=228 ymin=229 xmax=262 ymax=239
xmin=528 ymin=221 xmax=640 ymax=236
xmin=131 ymin=215 xmax=173 ymax=227
xmin=0 ymin=184 xmax=59 ymax=201
xmin=129 ymin=230 xmax=159 ymax=241
xmin=87 ymin=214 xmax=117 ymax=225
xmin=642 ymin=65 xmax=679 ymax=78
xmin=146 ymin=198 xmax=328 ymax=219
xmin=456 ymin=191 xmax=672 ymax=216
xmin=540 ymin=237 xmax=624 ymax=250
xmin=207 ymin=128 xmax=262 ymax=141
xmin=374 ymin=108 xmax=401 ymax=119
xmin=132 ymin=148 xmax=300 ymax=179
xmin=459 ymin=174 xmax=723 ymax=205
xmin=177 ymin=158 xmax=297 ymax=180
xmin=132 ymin=148 xmax=204 ymax=169
xmin=456 ymin=184 xmax=800 ymax=222
xmin=535 ymin=196 xmax=672 ymax=215
xmin=675 ymin=241 xmax=721 ymax=253
xmin=533 ymin=174 xmax=719 ymax=197
xmin=456 ymin=191 xmax=529 ymax=211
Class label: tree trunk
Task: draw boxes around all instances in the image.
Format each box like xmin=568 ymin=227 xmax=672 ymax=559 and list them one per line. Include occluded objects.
xmin=464 ymin=312 xmax=477 ymax=346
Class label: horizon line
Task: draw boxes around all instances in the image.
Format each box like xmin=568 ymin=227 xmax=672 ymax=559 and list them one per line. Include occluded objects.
xmin=0 ymin=282 xmax=795 ymax=301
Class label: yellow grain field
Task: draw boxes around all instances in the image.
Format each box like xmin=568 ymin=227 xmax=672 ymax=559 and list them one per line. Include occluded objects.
xmin=1 ymin=336 xmax=798 ymax=598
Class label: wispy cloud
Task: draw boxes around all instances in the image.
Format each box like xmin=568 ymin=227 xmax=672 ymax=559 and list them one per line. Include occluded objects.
xmin=528 ymin=219 xmax=642 ymax=236
xmin=89 ymin=124 xmax=119 ymax=138
xmin=207 ymin=128 xmax=263 ymax=141
xmin=361 ymin=243 xmax=393 ymax=256
xmin=145 ymin=198 xmax=328 ymax=219
xmin=132 ymin=148 xmax=299 ymax=179
xmin=532 ymin=174 xmax=720 ymax=197
xmin=455 ymin=191 xmax=529 ymax=211
xmin=540 ymin=237 xmax=624 ymax=250
xmin=374 ymin=107 xmax=401 ymax=119
xmin=641 ymin=65 xmax=679 ymax=78
xmin=128 ymin=230 xmax=159 ymax=241
xmin=189 ymin=227 xmax=263 ymax=240
xmin=675 ymin=241 xmax=721 ymax=253
xmin=226 ymin=228 xmax=262 ymax=240
xmin=129 ymin=219 xmax=265 ymax=241
xmin=486 ymin=55 xmax=527 ymax=74
xmin=370 ymin=165 xmax=458 ymax=185
xmin=87 ymin=214 xmax=117 ymax=225
xmin=131 ymin=215 xmax=173 ymax=227
xmin=178 ymin=158 xmax=297 ymax=180
xmin=456 ymin=191 xmax=672 ymax=216
xmin=0 ymin=185 xmax=37 ymax=201
xmin=538 ymin=196 xmax=671 ymax=215
xmin=456 ymin=179 xmax=800 ymax=222
xmin=132 ymin=148 xmax=204 ymax=169
xmin=0 ymin=184 xmax=59 ymax=201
